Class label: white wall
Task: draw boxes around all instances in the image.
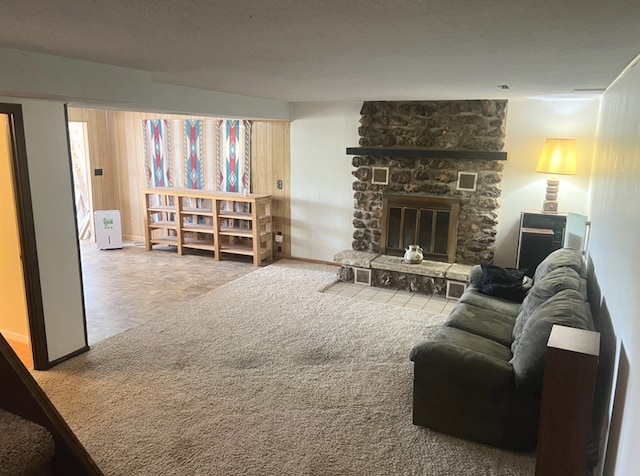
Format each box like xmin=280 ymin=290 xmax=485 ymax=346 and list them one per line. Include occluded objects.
xmin=290 ymin=102 xmax=360 ymax=261
xmin=1 ymin=97 xmax=87 ymax=362
xmin=0 ymin=47 xmax=290 ymax=121
xmin=588 ymin=61 xmax=640 ymax=475
xmin=289 ymin=99 xmax=599 ymax=265
xmin=495 ymin=98 xmax=599 ymax=266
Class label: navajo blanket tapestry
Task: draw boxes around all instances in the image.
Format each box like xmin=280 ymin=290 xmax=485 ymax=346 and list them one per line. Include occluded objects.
xmin=142 ymin=118 xmax=247 ymax=192
xmin=216 ymin=120 xmax=251 ymax=193
xmin=184 ymin=119 xmax=204 ymax=190
xmin=143 ymin=119 xmax=173 ymax=188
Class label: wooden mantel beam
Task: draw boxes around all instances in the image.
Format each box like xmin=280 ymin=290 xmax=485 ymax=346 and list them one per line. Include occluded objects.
xmin=346 ymin=147 xmax=508 ymax=161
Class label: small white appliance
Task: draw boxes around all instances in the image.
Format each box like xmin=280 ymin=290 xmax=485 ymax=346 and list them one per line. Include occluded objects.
xmin=94 ymin=210 xmax=123 ymax=250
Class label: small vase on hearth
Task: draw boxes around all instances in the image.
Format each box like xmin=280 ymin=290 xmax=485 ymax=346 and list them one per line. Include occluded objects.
xmin=404 ymin=245 xmax=423 ymax=264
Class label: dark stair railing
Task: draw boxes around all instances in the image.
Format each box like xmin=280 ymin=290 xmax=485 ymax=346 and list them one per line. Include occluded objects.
xmin=0 ymin=333 xmax=102 ymax=475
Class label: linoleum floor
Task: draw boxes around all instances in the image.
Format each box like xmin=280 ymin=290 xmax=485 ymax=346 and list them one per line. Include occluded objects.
xmin=80 ymin=240 xmax=256 ymax=345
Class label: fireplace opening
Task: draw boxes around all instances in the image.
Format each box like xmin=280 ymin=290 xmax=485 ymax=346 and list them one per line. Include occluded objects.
xmin=381 ymin=194 xmax=460 ymax=263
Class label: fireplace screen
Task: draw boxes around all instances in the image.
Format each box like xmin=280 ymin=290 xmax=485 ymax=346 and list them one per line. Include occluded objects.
xmin=381 ymin=195 xmax=460 ymax=263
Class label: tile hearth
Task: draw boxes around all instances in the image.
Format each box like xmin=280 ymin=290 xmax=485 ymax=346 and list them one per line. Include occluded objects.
xmin=334 ymin=250 xmax=473 ymax=299
xmin=324 ymin=281 xmax=458 ymax=314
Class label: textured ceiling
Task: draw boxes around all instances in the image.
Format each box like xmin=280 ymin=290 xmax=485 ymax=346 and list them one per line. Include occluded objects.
xmin=0 ymin=0 xmax=639 ymax=102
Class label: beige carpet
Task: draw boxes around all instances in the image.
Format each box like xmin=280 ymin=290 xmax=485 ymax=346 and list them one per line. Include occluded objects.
xmin=34 ymin=260 xmax=535 ymax=475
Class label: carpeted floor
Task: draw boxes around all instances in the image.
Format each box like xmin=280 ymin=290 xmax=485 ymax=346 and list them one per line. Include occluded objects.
xmin=34 ymin=260 xmax=536 ymax=475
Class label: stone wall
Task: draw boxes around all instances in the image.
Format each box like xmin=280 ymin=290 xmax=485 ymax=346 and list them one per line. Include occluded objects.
xmin=352 ymin=100 xmax=507 ymax=265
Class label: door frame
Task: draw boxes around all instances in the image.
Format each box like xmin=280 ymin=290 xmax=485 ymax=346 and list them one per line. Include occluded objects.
xmin=1 ymin=102 xmax=49 ymax=369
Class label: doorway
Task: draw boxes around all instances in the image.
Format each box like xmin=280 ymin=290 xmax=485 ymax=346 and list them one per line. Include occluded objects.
xmin=0 ymin=113 xmax=31 ymax=366
xmin=68 ymin=121 xmax=92 ymax=240
xmin=0 ymin=104 xmax=48 ymax=370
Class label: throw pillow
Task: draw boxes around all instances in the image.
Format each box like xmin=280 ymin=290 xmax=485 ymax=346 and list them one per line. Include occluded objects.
xmin=480 ymin=264 xmax=528 ymax=303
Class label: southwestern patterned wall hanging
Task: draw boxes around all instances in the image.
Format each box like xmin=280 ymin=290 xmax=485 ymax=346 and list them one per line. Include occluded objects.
xmin=142 ymin=118 xmax=251 ymax=192
xmin=216 ymin=119 xmax=251 ymax=193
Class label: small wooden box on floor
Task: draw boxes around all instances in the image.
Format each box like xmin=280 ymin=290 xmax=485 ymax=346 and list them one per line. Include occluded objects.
xmin=143 ymin=188 xmax=273 ymax=266
xmin=535 ymin=325 xmax=600 ymax=476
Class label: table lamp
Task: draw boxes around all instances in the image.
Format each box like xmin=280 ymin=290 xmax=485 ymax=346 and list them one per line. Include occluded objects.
xmin=536 ymin=138 xmax=577 ymax=213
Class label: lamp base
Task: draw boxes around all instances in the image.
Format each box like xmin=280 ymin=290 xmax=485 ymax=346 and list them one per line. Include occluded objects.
xmin=542 ymin=177 xmax=560 ymax=213
xmin=542 ymin=200 xmax=559 ymax=214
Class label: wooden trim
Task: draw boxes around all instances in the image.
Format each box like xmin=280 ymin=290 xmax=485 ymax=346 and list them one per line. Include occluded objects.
xmin=382 ymin=194 xmax=462 ymax=207
xmin=380 ymin=195 xmax=390 ymax=257
xmin=47 ymin=345 xmax=91 ymax=368
xmin=346 ymin=147 xmax=508 ymax=161
xmin=0 ymin=333 xmax=102 ymax=474
xmin=63 ymin=105 xmax=91 ymax=360
xmin=283 ymin=256 xmax=341 ymax=267
xmin=448 ymin=203 xmax=460 ymax=263
xmin=0 ymin=103 xmax=49 ymax=370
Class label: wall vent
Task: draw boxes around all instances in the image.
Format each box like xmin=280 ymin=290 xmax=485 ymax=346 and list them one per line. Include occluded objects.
xmin=456 ymin=171 xmax=478 ymax=192
xmin=446 ymin=280 xmax=466 ymax=300
xmin=353 ymin=267 xmax=372 ymax=285
xmin=371 ymin=167 xmax=390 ymax=185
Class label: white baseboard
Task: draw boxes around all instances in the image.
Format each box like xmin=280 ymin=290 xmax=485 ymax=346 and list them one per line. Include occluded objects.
xmin=0 ymin=329 xmax=29 ymax=344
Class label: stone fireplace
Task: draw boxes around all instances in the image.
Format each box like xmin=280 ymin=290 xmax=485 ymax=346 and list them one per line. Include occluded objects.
xmin=350 ymin=100 xmax=507 ymax=265
xmin=334 ymin=100 xmax=508 ymax=296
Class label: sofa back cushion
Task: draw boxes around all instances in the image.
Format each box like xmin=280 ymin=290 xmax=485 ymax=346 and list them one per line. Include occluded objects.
xmin=510 ymin=288 xmax=594 ymax=394
xmin=512 ymin=266 xmax=583 ymax=342
xmin=534 ymin=248 xmax=586 ymax=282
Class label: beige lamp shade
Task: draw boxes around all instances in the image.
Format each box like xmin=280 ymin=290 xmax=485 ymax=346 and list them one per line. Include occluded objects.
xmin=536 ymin=138 xmax=577 ymax=175
xmin=536 ymin=138 xmax=577 ymax=213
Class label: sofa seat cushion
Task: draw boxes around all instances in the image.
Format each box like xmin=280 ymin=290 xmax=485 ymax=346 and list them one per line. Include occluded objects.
xmin=412 ymin=325 xmax=512 ymax=364
xmin=510 ymin=288 xmax=594 ymax=394
xmin=458 ymin=288 xmax=522 ymax=319
xmin=444 ymin=302 xmax=516 ymax=347
xmin=410 ymin=326 xmax=514 ymax=389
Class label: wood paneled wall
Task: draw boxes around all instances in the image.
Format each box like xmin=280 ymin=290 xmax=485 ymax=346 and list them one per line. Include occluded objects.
xmin=251 ymin=121 xmax=291 ymax=257
xmin=67 ymin=108 xmax=120 ymax=240
xmin=67 ymin=108 xmax=291 ymax=257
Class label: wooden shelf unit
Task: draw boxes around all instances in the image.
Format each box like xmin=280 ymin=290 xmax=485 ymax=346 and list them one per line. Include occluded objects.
xmin=143 ymin=188 xmax=273 ymax=266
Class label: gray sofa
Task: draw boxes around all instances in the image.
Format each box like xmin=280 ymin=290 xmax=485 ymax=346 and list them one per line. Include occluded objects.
xmin=409 ymin=248 xmax=594 ymax=451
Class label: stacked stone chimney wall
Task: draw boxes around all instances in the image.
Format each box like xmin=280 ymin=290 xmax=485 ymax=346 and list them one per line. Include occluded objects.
xmin=352 ymin=100 xmax=507 ymax=265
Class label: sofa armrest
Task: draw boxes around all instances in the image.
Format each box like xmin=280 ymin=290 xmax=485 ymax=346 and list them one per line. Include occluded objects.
xmin=410 ymin=340 xmax=514 ymax=388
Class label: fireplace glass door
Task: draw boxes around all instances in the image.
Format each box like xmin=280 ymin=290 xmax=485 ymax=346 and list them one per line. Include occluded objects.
xmin=387 ymin=207 xmax=451 ymax=258
xmin=382 ymin=195 xmax=460 ymax=263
